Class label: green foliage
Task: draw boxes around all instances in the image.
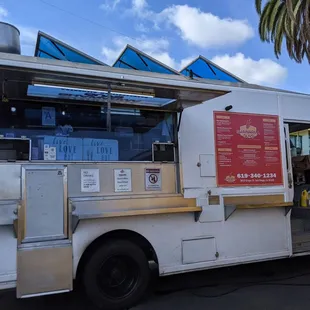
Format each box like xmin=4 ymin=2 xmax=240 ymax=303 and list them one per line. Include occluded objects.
xmin=256 ymin=0 xmax=310 ymax=63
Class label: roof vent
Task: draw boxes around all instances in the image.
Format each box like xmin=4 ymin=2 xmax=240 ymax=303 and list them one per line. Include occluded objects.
xmin=0 ymin=22 xmax=21 ymax=55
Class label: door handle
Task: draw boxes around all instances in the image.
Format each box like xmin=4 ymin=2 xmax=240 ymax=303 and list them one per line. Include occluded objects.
xmin=288 ymin=172 xmax=293 ymax=189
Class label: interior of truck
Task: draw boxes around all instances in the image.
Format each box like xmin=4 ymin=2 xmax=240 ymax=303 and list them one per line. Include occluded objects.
xmin=286 ymin=121 xmax=310 ymax=254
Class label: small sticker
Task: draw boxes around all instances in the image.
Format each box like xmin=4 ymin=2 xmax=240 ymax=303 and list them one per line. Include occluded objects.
xmin=145 ymin=168 xmax=162 ymax=191
xmin=49 ymin=147 xmax=56 ymax=161
xmin=44 ymin=144 xmax=50 ymax=160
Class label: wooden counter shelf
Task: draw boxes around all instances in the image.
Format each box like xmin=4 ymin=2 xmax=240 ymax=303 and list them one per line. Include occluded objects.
xmin=75 ymin=205 xmax=202 ymax=220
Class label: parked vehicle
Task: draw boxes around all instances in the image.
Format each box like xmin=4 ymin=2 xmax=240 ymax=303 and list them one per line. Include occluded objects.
xmin=0 ymin=50 xmax=308 ymax=310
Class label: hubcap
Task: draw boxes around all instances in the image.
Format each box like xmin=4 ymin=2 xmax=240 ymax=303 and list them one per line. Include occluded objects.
xmin=97 ymin=255 xmax=139 ymax=299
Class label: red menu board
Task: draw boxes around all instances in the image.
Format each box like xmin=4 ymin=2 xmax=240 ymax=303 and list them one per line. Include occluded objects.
xmin=214 ymin=111 xmax=283 ymax=187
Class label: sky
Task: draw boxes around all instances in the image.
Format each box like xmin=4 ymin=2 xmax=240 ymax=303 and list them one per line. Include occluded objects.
xmin=0 ymin=0 xmax=309 ymax=93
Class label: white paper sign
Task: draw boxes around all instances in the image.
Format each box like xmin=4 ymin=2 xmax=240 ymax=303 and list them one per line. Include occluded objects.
xmin=114 ymin=169 xmax=132 ymax=192
xmin=81 ymin=169 xmax=100 ymax=193
xmin=145 ymin=168 xmax=162 ymax=191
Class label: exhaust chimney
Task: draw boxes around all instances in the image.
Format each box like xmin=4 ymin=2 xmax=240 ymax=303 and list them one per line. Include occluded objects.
xmin=0 ymin=22 xmax=21 ymax=55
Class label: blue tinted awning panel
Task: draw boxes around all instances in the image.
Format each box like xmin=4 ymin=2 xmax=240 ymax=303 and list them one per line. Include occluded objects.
xmin=27 ymin=85 xmax=176 ymax=108
xmin=35 ymin=32 xmax=105 ymax=65
xmin=113 ymin=45 xmax=179 ymax=75
xmin=180 ymin=57 xmax=243 ymax=83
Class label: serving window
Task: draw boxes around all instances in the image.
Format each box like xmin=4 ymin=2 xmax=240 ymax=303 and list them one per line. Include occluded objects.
xmin=0 ymin=102 xmax=175 ymax=162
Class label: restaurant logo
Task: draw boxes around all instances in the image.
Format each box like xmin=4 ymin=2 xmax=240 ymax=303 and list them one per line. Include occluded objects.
xmin=237 ymin=119 xmax=258 ymax=139
xmin=225 ymin=174 xmax=236 ymax=183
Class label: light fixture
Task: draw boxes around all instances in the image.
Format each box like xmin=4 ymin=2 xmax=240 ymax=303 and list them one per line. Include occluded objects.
xmin=11 ymin=107 xmax=16 ymax=113
xmin=61 ymin=110 xmax=66 ymax=116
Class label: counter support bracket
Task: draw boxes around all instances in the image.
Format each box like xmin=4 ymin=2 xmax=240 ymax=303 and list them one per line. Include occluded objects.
xmin=285 ymin=206 xmax=292 ymax=216
xmin=224 ymin=205 xmax=236 ymax=221
xmin=194 ymin=210 xmax=202 ymax=222
xmin=72 ymin=215 xmax=80 ymax=234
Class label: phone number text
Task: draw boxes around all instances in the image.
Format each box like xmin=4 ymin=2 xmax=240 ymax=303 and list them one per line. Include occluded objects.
xmin=237 ymin=173 xmax=277 ymax=179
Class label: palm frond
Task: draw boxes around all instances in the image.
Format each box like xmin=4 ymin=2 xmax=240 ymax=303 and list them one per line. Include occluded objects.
xmin=255 ymin=0 xmax=263 ymax=14
xmin=256 ymin=0 xmax=310 ymax=63
xmin=286 ymin=0 xmax=296 ymax=21
xmin=268 ymin=0 xmax=282 ymax=30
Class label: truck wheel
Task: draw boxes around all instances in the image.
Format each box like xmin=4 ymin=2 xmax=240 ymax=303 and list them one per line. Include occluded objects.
xmin=83 ymin=239 xmax=150 ymax=310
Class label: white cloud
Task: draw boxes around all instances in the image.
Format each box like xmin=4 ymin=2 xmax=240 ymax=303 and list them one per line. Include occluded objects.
xmin=101 ymin=46 xmax=123 ymax=65
xmin=17 ymin=26 xmax=38 ymax=55
xmin=132 ymin=0 xmax=147 ymax=11
xmin=102 ymin=35 xmax=168 ymax=63
xmin=162 ymin=5 xmax=254 ymax=48
xmin=100 ymin=0 xmax=121 ymax=11
xmin=179 ymin=56 xmax=196 ymax=71
xmin=135 ymin=23 xmax=149 ymax=33
xmin=211 ymin=53 xmax=288 ymax=86
xmin=148 ymin=51 xmax=177 ymax=69
xmin=0 ymin=6 xmax=8 ymax=19
xmin=130 ymin=2 xmax=254 ymax=48
xmin=130 ymin=0 xmax=157 ymax=26
xmin=18 ymin=26 xmax=37 ymax=45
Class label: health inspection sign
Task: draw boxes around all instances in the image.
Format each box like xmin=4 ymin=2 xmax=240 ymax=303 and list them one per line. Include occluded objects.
xmin=214 ymin=111 xmax=283 ymax=187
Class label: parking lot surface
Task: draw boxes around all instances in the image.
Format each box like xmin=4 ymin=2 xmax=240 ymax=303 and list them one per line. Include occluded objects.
xmin=2 ymin=256 xmax=310 ymax=309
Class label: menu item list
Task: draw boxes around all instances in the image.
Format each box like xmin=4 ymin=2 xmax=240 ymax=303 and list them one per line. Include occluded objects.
xmin=214 ymin=112 xmax=283 ymax=187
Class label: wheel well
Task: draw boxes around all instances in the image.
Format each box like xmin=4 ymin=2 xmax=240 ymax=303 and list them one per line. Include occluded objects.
xmin=76 ymin=229 xmax=158 ymax=280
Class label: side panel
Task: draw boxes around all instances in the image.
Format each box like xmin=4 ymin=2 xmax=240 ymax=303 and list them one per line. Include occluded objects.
xmin=17 ymin=244 xmax=72 ymax=297
xmin=0 ymin=165 xmax=20 ymax=287
xmin=0 ymin=226 xmax=17 ymax=285
xmin=72 ymin=209 xmax=290 ymax=276
xmin=23 ymin=169 xmax=65 ymax=241
xmin=17 ymin=165 xmax=72 ymax=298
xmin=0 ymin=165 xmax=21 ymax=200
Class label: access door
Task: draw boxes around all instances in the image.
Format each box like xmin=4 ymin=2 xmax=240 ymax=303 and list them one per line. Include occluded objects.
xmin=17 ymin=165 xmax=73 ymax=298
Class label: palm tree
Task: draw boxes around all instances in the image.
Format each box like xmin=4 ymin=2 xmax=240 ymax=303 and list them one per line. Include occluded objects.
xmin=255 ymin=0 xmax=310 ymax=63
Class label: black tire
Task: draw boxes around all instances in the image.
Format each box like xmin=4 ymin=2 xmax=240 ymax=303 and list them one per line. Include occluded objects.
xmin=83 ymin=239 xmax=150 ymax=310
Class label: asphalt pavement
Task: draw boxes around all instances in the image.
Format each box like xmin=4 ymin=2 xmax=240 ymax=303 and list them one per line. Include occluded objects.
xmin=2 ymin=256 xmax=310 ymax=310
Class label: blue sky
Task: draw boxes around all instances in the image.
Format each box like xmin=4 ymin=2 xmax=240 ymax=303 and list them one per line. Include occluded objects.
xmin=0 ymin=0 xmax=309 ymax=93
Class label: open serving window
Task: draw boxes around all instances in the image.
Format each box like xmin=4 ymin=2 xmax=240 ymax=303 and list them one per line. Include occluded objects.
xmin=0 ymin=52 xmax=227 ymax=163
xmin=0 ymin=85 xmax=177 ymax=162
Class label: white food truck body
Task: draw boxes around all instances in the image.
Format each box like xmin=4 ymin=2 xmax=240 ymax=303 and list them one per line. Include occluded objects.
xmin=0 ymin=52 xmax=308 ymax=309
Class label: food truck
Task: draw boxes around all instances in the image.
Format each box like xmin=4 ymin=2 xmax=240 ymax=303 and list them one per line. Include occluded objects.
xmin=1 ymin=23 xmax=310 ymax=310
